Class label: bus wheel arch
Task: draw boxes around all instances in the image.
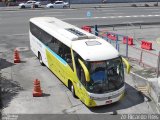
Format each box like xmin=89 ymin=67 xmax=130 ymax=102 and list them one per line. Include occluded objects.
xmin=38 ymin=52 xmax=45 ymax=66
xmin=68 ymin=80 xmax=77 ymax=98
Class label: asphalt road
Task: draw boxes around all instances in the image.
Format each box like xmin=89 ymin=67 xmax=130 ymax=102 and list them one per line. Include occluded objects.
xmin=0 ymin=6 xmax=160 ymax=119
xmin=1 ymin=6 xmax=160 ymax=35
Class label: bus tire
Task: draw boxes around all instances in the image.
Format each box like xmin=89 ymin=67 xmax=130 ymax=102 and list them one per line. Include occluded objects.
xmin=71 ymin=84 xmax=76 ymax=98
xmin=68 ymin=81 xmax=76 ymax=98
xmin=38 ymin=52 xmax=44 ymax=66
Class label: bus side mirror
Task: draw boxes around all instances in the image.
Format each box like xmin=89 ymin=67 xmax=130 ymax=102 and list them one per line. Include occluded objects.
xmin=122 ymin=57 xmax=130 ymax=74
xmin=78 ymin=59 xmax=90 ymax=82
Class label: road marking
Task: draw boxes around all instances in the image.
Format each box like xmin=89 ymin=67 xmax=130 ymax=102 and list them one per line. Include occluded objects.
xmin=105 ymin=13 xmax=124 ymax=15
xmin=109 ymin=16 xmax=116 ymax=18
xmin=0 ymin=33 xmax=28 ymax=37
xmin=41 ymin=11 xmax=63 ymax=14
xmin=132 ymin=15 xmax=138 ymax=17
xmin=62 ymin=14 xmax=160 ymax=20
xmin=125 ymin=16 xmax=131 ymax=18
xmin=43 ymin=15 xmax=65 ymax=17
xmin=97 ymin=9 xmax=116 ymax=11
xmin=139 ymin=15 xmax=145 ymax=17
xmin=117 ymin=16 xmax=123 ymax=18
xmin=16 ymin=47 xmax=29 ymax=52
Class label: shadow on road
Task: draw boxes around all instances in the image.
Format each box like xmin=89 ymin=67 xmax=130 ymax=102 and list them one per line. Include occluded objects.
xmin=42 ymin=93 xmax=50 ymax=97
xmin=0 ymin=58 xmax=14 ymax=70
xmin=89 ymin=83 xmax=144 ymax=113
xmin=0 ymin=73 xmax=23 ymax=109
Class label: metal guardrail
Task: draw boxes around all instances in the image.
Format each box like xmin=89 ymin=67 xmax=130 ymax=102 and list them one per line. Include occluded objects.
xmin=91 ymin=23 xmax=160 ymax=77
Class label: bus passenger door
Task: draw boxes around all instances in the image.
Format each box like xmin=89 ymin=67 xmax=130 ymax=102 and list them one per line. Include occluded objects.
xmin=54 ymin=45 xmax=75 ymax=85
xmin=46 ymin=38 xmax=61 ymax=75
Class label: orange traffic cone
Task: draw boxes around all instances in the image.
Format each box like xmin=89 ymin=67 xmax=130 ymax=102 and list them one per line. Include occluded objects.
xmin=33 ymin=79 xmax=42 ymax=97
xmin=14 ymin=49 xmax=20 ymax=63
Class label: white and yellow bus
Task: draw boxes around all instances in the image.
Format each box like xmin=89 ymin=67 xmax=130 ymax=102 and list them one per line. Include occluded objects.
xmin=29 ymin=17 xmax=130 ymax=107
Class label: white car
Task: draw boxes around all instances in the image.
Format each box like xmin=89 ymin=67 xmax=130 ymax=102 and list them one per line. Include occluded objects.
xmin=19 ymin=1 xmax=41 ymax=9
xmin=46 ymin=1 xmax=69 ymax=8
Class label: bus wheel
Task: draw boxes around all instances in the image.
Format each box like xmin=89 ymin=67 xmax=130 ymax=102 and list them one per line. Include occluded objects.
xmin=38 ymin=53 xmax=44 ymax=66
xmin=71 ymin=84 xmax=76 ymax=98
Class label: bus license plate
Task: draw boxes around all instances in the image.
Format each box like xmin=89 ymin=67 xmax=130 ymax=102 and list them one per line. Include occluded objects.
xmin=106 ymin=100 xmax=112 ymax=104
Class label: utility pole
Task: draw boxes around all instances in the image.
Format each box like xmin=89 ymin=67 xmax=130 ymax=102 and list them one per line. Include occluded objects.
xmin=68 ymin=0 xmax=70 ymax=8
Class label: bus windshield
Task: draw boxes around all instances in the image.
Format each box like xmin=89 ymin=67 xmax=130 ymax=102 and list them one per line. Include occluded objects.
xmin=86 ymin=57 xmax=124 ymax=94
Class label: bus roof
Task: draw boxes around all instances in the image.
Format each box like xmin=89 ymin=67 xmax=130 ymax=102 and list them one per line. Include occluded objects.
xmin=30 ymin=17 xmax=119 ymax=61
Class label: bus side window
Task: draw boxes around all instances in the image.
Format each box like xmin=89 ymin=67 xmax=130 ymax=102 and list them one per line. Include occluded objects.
xmin=59 ymin=43 xmax=73 ymax=70
xmin=65 ymin=49 xmax=73 ymax=70
xmin=58 ymin=47 xmax=64 ymax=58
xmin=48 ymin=38 xmax=55 ymax=52
xmin=41 ymin=30 xmax=52 ymax=45
xmin=48 ymin=37 xmax=60 ymax=54
xmin=65 ymin=53 xmax=71 ymax=63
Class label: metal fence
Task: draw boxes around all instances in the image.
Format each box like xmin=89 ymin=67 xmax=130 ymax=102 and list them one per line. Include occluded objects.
xmin=92 ymin=27 xmax=160 ymax=77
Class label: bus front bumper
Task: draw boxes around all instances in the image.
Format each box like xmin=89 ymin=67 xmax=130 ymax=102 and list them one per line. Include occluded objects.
xmin=86 ymin=86 xmax=125 ymax=107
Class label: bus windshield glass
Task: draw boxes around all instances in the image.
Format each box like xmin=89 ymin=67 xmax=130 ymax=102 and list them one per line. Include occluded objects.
xmin=86 ymin=57 xmax=124 ymax=94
